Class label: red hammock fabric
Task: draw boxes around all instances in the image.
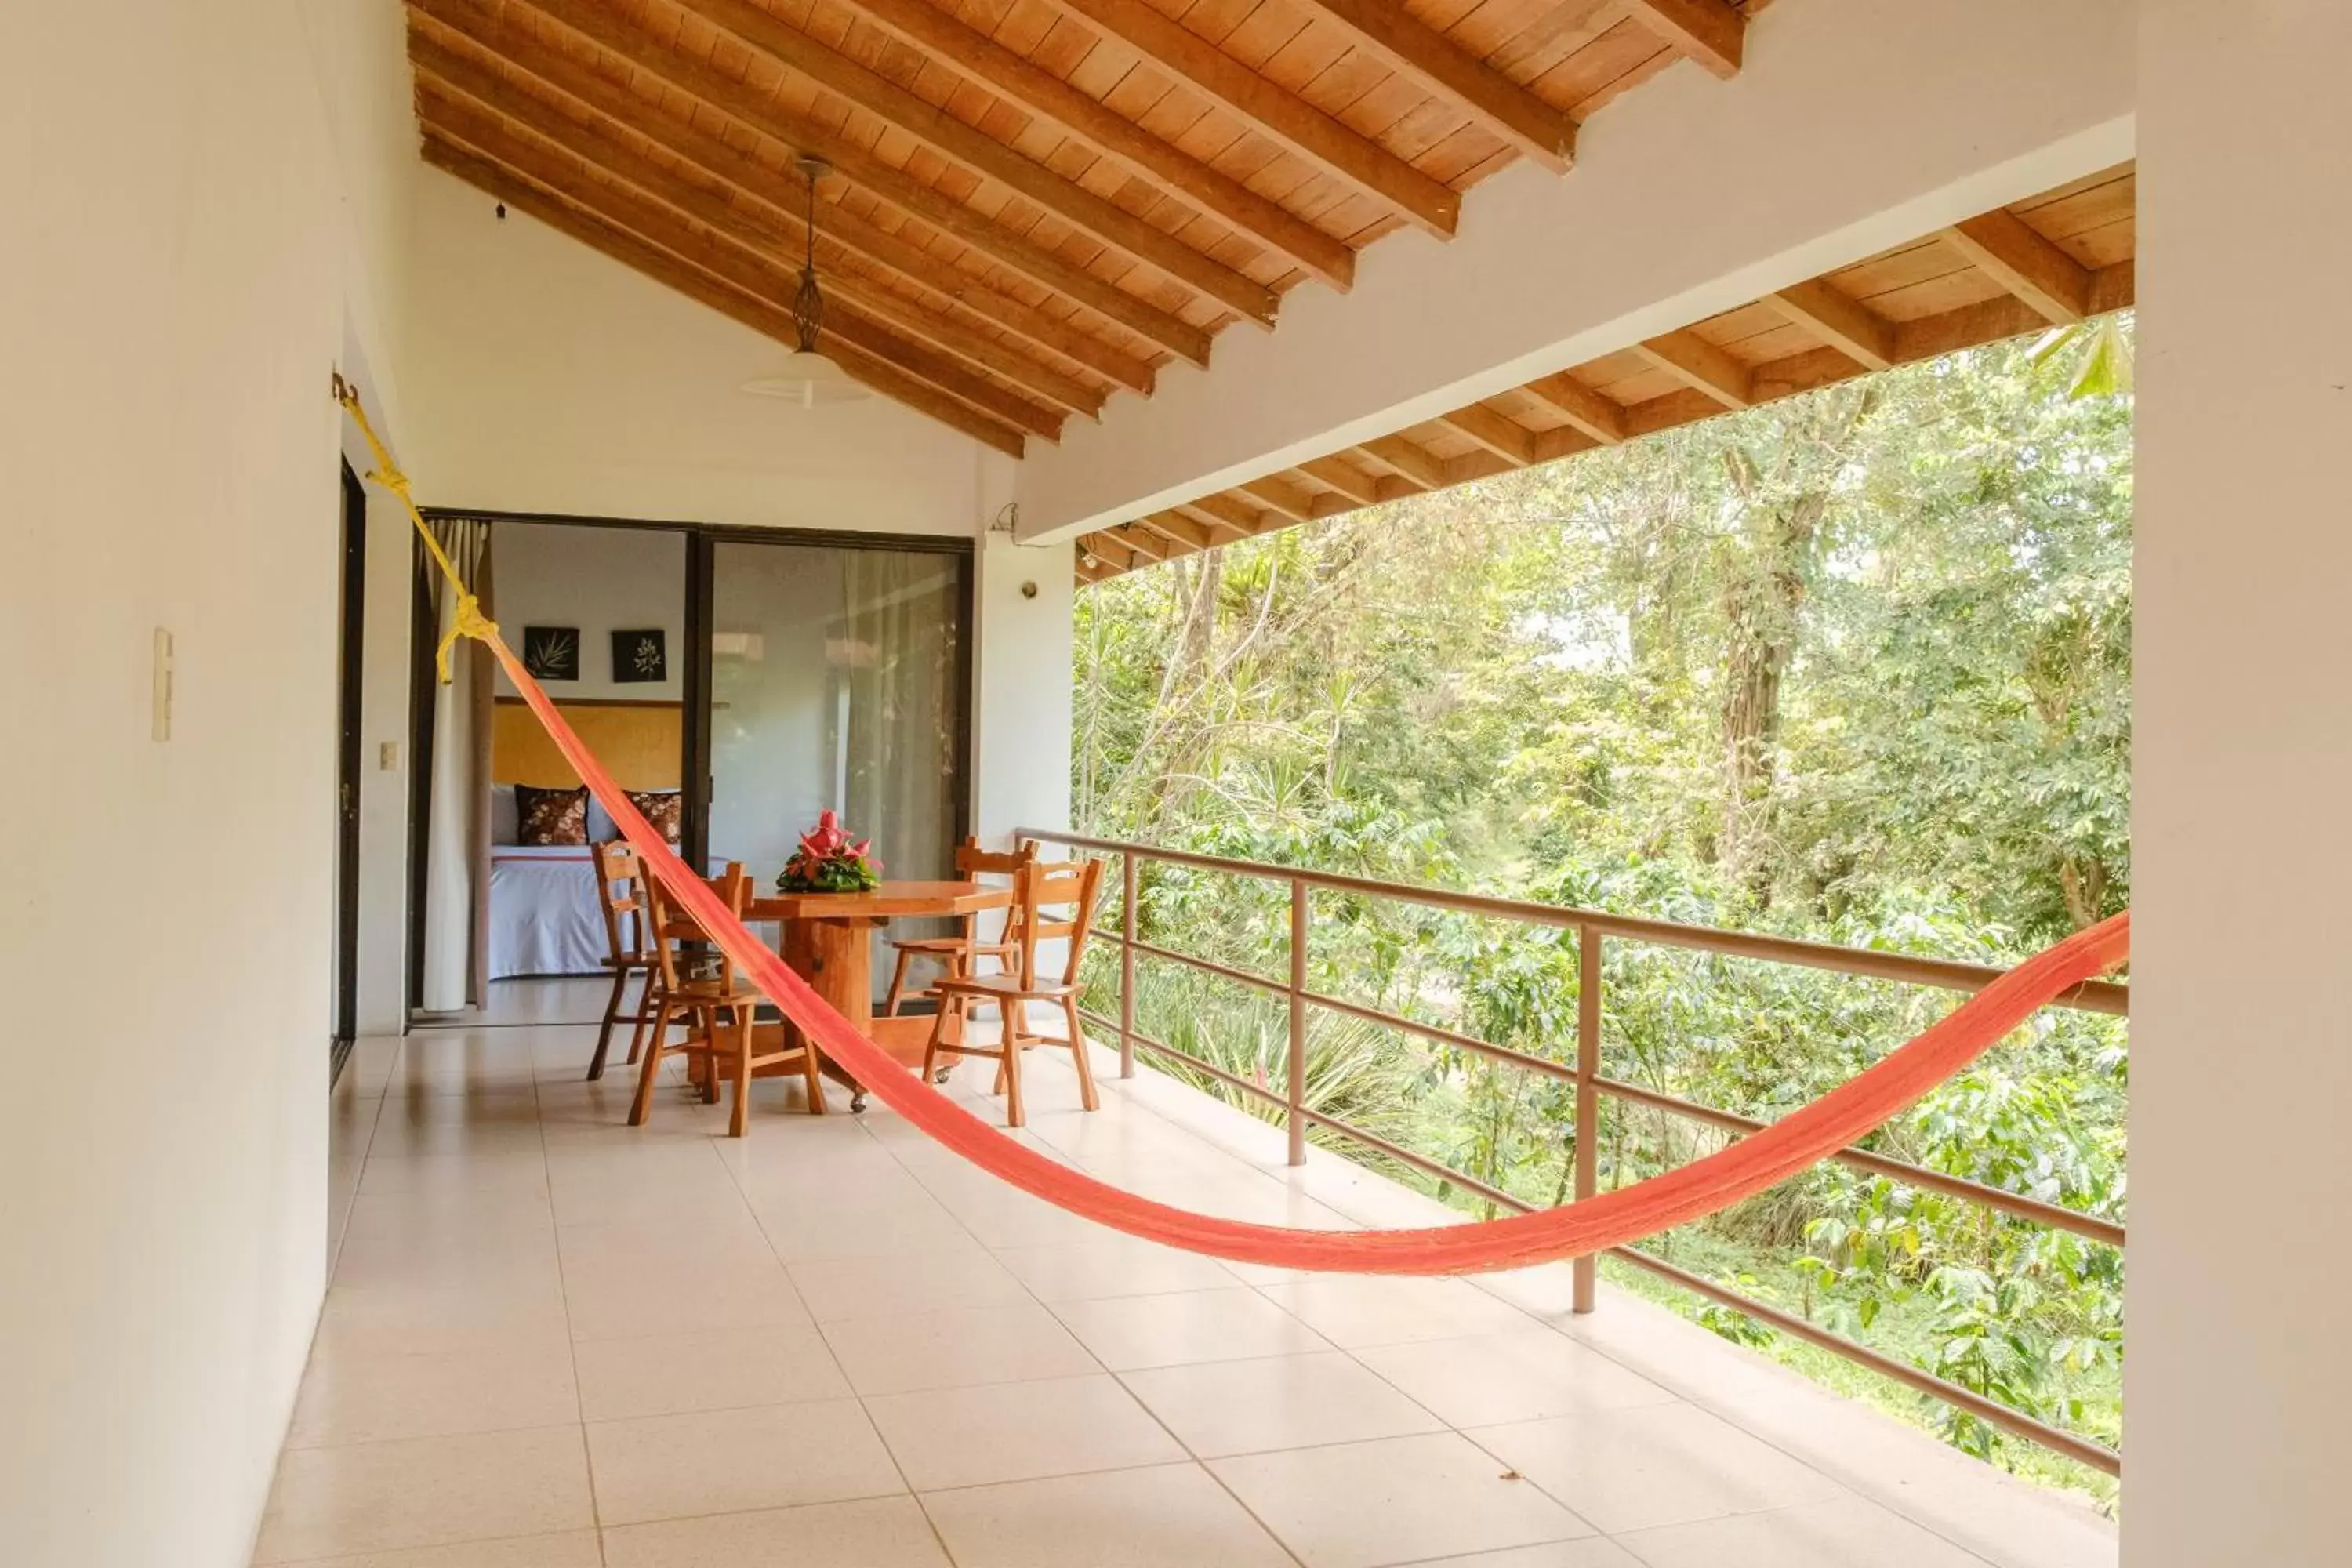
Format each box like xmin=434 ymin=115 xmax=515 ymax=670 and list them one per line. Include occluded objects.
xmin=492 ymin=633 xmax=2127 ymax=1276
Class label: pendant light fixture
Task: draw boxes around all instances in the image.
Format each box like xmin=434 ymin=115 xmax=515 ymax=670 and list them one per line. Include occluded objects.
xmin=740 ymin=154 xmax=870 ymax=407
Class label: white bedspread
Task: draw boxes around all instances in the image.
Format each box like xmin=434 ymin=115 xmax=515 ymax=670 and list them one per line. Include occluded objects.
xmin=488 ymin=845 xmax=609 ymax=980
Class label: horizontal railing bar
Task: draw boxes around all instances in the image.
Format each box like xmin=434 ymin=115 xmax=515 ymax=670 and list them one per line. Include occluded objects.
xmin=1607 ymin=1245 xmax=2122 ymax=1476
xmin=1591 ymin=1073 xmax=2126 ymax=1247
xmin=1105 ymin=936 xmax=2124 ymax=1247
xmin=1078 ymin=1007 xmax=1287 ymax=1111
xmin=1127 ymin=938 xmax=1290 ymax=998
xmin=1024 ymin=827 xmax=2125 ymax=1015
xmin=1298 ymin=1108 xmax=1528 ymax=1213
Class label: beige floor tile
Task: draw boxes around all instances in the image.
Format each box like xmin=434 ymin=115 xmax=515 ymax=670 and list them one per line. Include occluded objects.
xmin=787 ymin=1246 xmax=1031 ymax=1321
xmin=561 ymin=1254 xmax=811 ymax=1343
xmin=1614 ymin=1495 xmax=1990 ymax=1567
xmin=753 ymin=1192 xmax=982 ymax=1261
xmin=993 ymin=1236 xmax=1243 ymax=1302
xmin=572 ymin=1323 xmax=851 ymax=1421
xmin=583 ymin=1399 xmax=904 ymax=1526
xmin=1210 ymin=1432 xmax=1595 ymax=1568
xmin=341 ymin=1185 xmax=558 ymax=1243
xmin=554 ymin=1210 xmax=778 ymax=1272
xmin=260 ymin=1531 xmax=603 ymax=1567
xmin=329 ymin=1228 xmax=562 ymax=1294
xmin=820 ymin=1301 xmax=1100 ymax=1395
xmin=252 ymin=1426 xmax=594 ymax=1563
xmin=866 ymin=1373 xmax=1185 ymax=1490
xmin=359 ymin=1151 xmax=552 ymax=1199
xmin=917 ymin=1461 xmax=1294 ymax=1568
xmin=1257 ymin=1276 xmax=1539 ymax=1349
xmin=602 ymin=1495 xmax=952 ymax=1568
xmin=1120 ymin=1351 xmax=1445 ymax=1457
xmin=289 ymin=1341 xmax=579 ymax=1447
xmin=1051 ymin=1287 xmax=1330 ymax=1370
xmin=311 ymin=1278 xmax=573 ymax=1360
xmin=1469 ymin=1404 xmax=1849 ymax=1535
xmin=1352 ymin=1330 xmax=1678 ymax=1428
xmin=1391 ymin=1543 xmax=1645 ymax=1568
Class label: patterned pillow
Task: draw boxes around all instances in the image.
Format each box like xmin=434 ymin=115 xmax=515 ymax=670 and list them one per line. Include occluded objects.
xmin=626 ymin=790 xmax=684 ymax=844
xmin=514 ymin=784 xmax=589 ymax=846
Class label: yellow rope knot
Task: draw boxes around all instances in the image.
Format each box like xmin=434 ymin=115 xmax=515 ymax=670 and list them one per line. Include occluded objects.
xmin=437 ymin=592 xmax=499 ymax=684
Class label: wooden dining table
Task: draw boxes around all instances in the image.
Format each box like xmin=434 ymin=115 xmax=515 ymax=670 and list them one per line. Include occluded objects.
xmin=745 ymin=878 xmax=1014 ymax=1111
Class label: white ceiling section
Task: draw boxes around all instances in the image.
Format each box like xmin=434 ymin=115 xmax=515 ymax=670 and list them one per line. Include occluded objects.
xmin=1012 ymin=0 xmax=2136 ymax=543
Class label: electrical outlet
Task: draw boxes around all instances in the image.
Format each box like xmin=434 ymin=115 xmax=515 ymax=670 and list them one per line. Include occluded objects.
xmin=379 ymin=740 xmax=400 ymax=771
xmin=151 ymin=628 xmax=174 ymax=742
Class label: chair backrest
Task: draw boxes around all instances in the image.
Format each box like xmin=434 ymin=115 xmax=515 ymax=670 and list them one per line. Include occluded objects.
xmin=641 ymin=861 xmax=750 ymax=992
xmin=593 ymin=840 xmax=645 ymax=960
xmin=1010 ymin=857 xmax=1104 ymax=989
xmin=953 ymin=835 xmax=1037 ymax=942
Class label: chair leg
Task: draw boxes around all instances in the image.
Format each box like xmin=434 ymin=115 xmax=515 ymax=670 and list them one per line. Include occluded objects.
xmin=1002 ymin=1018 xmax=1026 ymax=1128
xmin=1062 ymin=996 xmax=1099 ymax=1112
xmin=588 ymin=966 xmax=630 ymax=1080
xmin=801 ymin=1027 xmax=829 ymax=1116
xmin=628 ymin=999 xmax=676 ymax=1127
xmin=884 ymin=948 xmax=916 ymax=1018
xmin=623 ymin=970 xmax=653 ymax=1065
xmin=920 ymin=1003 xmax=952 ymax=1085
xmin=697 ymin=1007 xmax=722 ymax=1104
xmin=728 ymin=1004 xmax=753 ymax=1139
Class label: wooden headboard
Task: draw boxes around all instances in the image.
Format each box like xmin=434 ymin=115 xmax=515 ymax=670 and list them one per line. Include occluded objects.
xmin=493 ymin=699 xmax=681 ymax=791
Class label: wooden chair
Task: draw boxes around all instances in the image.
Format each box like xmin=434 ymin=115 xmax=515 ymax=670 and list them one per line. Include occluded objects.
xmin=628 ymin=863 xmax=828 ymax=1135
xmin=922 ymin=858 xmax=1105 ymax=1128
xmin=882 ymin=836 xmax=1037 ymax=1018
xmin=586 ymin=840 xmax=662 ymax=1083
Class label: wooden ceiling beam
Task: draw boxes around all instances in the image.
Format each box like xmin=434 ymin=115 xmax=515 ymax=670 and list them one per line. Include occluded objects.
xmin=1294 ymin=456 xmax=1385 ymax=506
xmin=681 ymin=0 xmax=1277 ymax=327
xmin=421 ymin=115 xmax=1065 ymax=440
xmin=1624 ymin=0 xmax=1747 ymax=80
xmin=1522 ymin=372 xmax=1628 ymax=444
xmin=509 ymin=0 xmax=1213 ymax=365
xmin=1765 ymin=278 xmax=1896 ymax=371
xmin=1356 ymin=434 xmax=1449 ymax=489
xmin=413 ymin=0 xmax=1156 ymax=396
xmin=1634 ymin=329 xmax=1752 ymax=409
xmin=1294 ymin=0 xmax=1576 ymax=173
xmin=1136 ymin=511 xmax=1219 ymax=550
xmin=1077 ymin=533 xmax=1143 ymax=572
xmin=1237 ymin=476 xmax=1319 ymax=523
xmin=1033 ymin=0 xmax=1461 ymax=240
xmin=1943 ymin=209 xmax=2092 ymax=325
xmin=1436 ymin=402 xmax=1537 ymax=464
xmin=420 ymin=138 xmax=1027 ymax=456
xmin=412 ymin=58 xmax=1102 ymax=420
xmin=1178 ymin=493 xmax=1272 ymax=535
xmin=827 ymin=0 xmax=1355 ymax=292
xmin=1103 ymin=523 xmax=1172 ymax=561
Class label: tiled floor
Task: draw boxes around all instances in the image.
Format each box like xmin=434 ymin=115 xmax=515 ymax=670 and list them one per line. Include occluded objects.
xmin=286 ymin=996 xmax=2118 ymax=1566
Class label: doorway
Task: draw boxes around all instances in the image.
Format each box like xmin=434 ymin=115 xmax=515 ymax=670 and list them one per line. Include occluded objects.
xmin=330 ymin=460 xmax=367 ymax=1078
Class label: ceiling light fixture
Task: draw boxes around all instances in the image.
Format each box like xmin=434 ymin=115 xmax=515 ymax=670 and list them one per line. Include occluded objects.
xmin=739 ymin=154 xmax=870 ymax=408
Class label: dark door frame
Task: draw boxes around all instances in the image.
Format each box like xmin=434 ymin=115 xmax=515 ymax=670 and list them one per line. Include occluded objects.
xmin=331 ymin=460 xmax=368 ymax=1081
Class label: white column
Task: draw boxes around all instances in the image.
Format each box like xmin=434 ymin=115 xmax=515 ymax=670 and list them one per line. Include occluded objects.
xmin=2129 ymin=2 xmax=2352 ymax=1560
xmin=969 ymin=456 xmax=1075 ymax=848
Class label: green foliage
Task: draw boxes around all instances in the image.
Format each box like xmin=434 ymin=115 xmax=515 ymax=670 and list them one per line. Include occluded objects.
xmin=1073 ymin=325 xmax=2132 ymax=1511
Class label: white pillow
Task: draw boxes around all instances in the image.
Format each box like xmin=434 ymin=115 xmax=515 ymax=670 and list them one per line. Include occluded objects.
xmin=586 ymin=795 xmax=619 ymax=843
xmin=489 ymin=783 xmax=520 ymax=844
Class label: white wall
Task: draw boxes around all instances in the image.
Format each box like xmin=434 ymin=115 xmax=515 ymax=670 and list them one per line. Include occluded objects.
xmin=1013 ymin=0 xmax=2137 ymax=539
xmin=0 ymin=2 xmax=419 ymax=1563
xmin=354 ymin=486 xmax=416 ymax=1036
xmin=405 ymin=166 xmax=996 ymax=537
xmin=2128 ymin=2 xmax=2352 ymax=1562
xmin=491 ymin=521 xmax=688 ymax=702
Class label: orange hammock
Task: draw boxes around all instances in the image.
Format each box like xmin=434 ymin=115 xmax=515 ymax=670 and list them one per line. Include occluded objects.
xmin=345 ymin=388 xmax=2129 ymax=1278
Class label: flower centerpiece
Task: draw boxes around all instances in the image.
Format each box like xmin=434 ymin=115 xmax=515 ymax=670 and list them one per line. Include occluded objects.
xmin=778 ymin=809 xmax=882 ymax=893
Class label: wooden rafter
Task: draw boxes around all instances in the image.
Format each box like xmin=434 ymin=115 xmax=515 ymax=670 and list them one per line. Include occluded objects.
xmin=1523 ymin=372 xmax=1627 ymax=444
xmin=1635 ymin=329 xmax=1753 ymax=408
xmin=1356 ymin=434 xmax=1450 ymax=489
xmin=412 ymin=50 xmax=1102 ymax=421
xmin=1944 ymin=209 xmax=2092 ymax=325
xmin=679 ymin=0 xmax=1278 ymax=327
xmin=1296 ymin=456 xmax=1385 ymax=506
xmin=1136 ymin=511 xmax=1218 ymax=550
xmin=1765 ymin=278 xmax=1896 ymax=372
xmin=1294 ymin=0 xmax=1577 ymax=173
xmin=420 ymin=112 xmax=1063 ymax=440
xmin=1031 ymin=0 xmax=1463 ymax=240
xmin=1239 ymin=475 xmax=1319 ymax=523
xmin=1625 ymin=0 xmax=1748 ymax=80
xmin=1178 ymin=493 xmax=1272 ymax=536
xmin=413 ymin=0 xmax=1159 ymax=397
xmin=422 ymin=139 xmax=1026 ymax=456
xmin=826 ymin=0 xmax=1355 ymax=292
xmin=1436 ymin=402 xmax=1536 ymax=465
xmin=510 ymin=0 xmax=1214 ymax=365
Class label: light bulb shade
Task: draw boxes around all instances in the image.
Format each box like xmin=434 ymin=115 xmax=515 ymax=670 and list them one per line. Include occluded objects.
xmin=739 ymin=349 xmax=871 ymax=408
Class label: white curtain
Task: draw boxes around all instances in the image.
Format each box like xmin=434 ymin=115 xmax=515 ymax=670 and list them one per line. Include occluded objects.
xmin=840 ymin=550 xmax=958 ymax=885
xmin=420 ymin=517 xmax=493 ymax=1012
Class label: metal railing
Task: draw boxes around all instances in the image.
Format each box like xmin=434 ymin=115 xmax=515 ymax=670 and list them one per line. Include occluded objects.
xmin=1019 ymin=826 xmax=2125 ymax=1477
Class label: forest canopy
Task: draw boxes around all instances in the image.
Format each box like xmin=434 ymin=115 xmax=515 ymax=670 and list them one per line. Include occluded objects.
xmin=1072 ymin=326 xmax=2132 ymax=1505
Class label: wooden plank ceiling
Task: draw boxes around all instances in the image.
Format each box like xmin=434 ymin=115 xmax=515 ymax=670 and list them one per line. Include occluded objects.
xmin=1076 ymin=161 xmax=2138 ymax=584
xmin=405 ymin=0 xmax=1770 ymax=459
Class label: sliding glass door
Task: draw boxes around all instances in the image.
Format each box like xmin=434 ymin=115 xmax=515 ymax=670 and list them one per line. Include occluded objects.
xmin=701 ymin=537 xmax=969 ymax=937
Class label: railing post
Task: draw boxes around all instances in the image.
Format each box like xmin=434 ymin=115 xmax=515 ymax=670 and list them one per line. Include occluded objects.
xmin=1287 ymin=877 xmax=1308 ymax=1167
xmin=1572 ymin=922 xmax=1602 ymax=1314
xmin=1119 ymin=851 xmax=1138 ymax=1080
